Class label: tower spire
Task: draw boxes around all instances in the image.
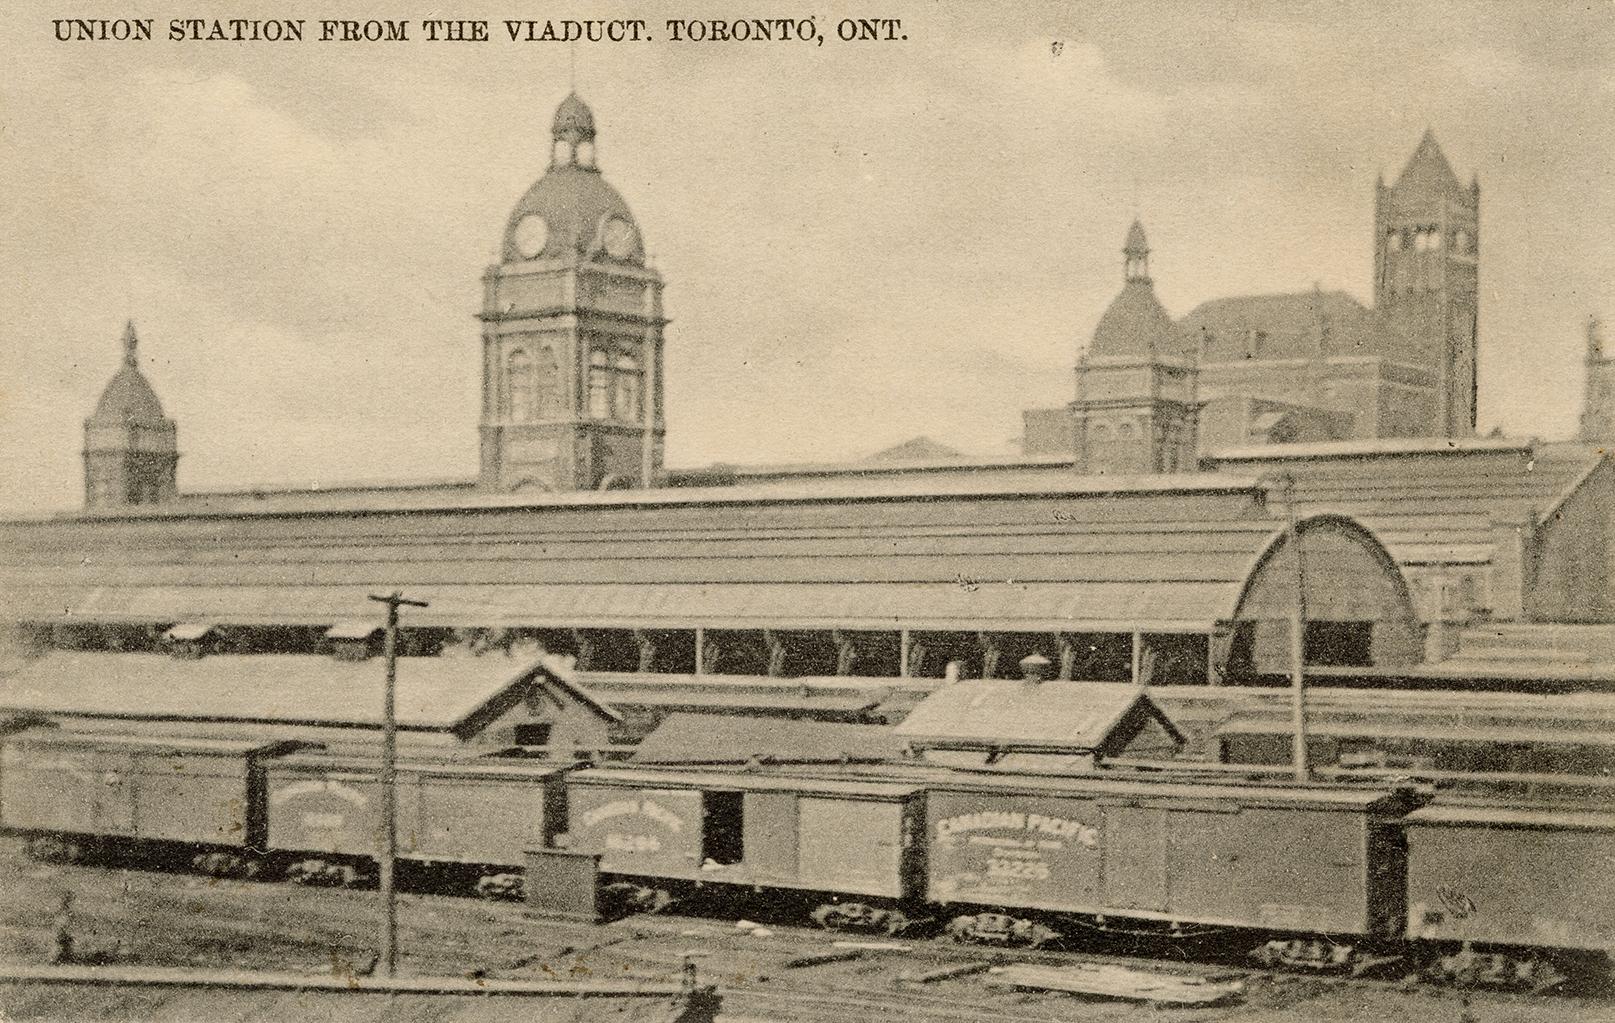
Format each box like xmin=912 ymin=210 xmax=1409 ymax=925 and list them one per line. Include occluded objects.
xmin=1124 ymin=218 xmax=1151 ymax=284
xmin=122 ymin=320 xmax=138 ymax=368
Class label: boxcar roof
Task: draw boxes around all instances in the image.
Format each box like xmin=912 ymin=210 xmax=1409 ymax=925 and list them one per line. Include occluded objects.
xmin=0 ymin=652 xmax=611 ymax=733
xmin=568 ymin=766 xmax=922 ymax=798
xmin=268 ymin=748 xmax=572 ymax=780
xmin=894 ymin=681 xmax=1178 ymax=751
xmin=1406 ymin=803 xmax=1615 ymax=831
xmin=1 ymin=728 xmax=291 ymax=758
xmin=1217 ymin=715 xmax=1615 ymax=747
xmin=928 ymin=770 xmax=1402 ymax=810
xmin=630 ymin=713 xmax=905 ymax=765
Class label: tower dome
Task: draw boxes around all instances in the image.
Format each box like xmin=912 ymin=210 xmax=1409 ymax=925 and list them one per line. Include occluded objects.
xmin=83 ymin=321 xmax=178 ymax=510
xmin=90 ymin=321 xmax=169 ymax=426
xmin=1090 ymin=220 xmax=1176 ymax=358
xmin=501 ymin=93 xmax=644 ymax=264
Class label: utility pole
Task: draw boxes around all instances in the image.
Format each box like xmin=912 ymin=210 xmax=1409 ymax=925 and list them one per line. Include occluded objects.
xmin=367 ymin=591 xmax=429 ymax=978
xmin=1275 ymin=472 xmax=1309 ymax=782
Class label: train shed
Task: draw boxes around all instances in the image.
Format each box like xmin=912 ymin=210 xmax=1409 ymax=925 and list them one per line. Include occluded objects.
xmin=0 ymin=475 xmax=1425 ymax=688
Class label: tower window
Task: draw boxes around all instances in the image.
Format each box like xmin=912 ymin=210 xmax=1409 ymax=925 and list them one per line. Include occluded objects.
xmin=507 ymin=349 xmax=535 ymax=422
xmin=613 ymin=353 xmax=642 ymax=422
xmin=1386 ymin=230 xmax=1403 ymax=252
xmin=588 ymin=349 xmax=611 ymax=419
xmin=535 ymin=345 xmax=559 ymax=415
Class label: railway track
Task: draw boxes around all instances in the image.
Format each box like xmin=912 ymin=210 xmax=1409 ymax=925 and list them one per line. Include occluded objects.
xmin=0 ymin=855 xmax=1607 ymax=1023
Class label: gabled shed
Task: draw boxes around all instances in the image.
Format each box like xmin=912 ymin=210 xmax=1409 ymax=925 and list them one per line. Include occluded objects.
xmin=0 ymin=651 xmax=619 ymax=751
xmin=893 ymin=680 xmax=1185 ymax=769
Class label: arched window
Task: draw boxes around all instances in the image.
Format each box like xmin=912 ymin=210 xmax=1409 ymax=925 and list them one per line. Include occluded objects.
xmin=588 ymin=349 xmax=611 ymax=419
xmin=507 ymin=349 xmax=535 ymax=422
xmin=613 ymin=353 xmax=641 ymax=422
xmin=535 ymin=345 xmax=559 ymax=415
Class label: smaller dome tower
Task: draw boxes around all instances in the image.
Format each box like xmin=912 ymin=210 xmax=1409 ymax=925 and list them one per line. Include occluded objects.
xmin=1070 ymin=220 xmax=1199 ymax=475
xmin=83 ymin=321 xmax=178 ymax=510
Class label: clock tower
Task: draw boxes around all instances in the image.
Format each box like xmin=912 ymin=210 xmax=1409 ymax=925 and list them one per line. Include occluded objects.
xmin=479 ymin=93 xmax=667 ymax=491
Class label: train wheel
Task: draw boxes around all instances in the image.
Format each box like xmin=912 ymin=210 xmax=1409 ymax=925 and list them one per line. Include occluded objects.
xmin=1251 ymin=938 xmax=1357 ymax=972
xmin=945 ymin=913 xmax=1060 ymax=948
xmin=1431 ymin=944 xmax=1570 ymax=993
xmin=25 ymin=835 xmax=85 ymax=865
xmin=601 ymin=882 xmax=673 ymax=918
xmin=475 ymin=872 xmax=525 ymax=901
xmin=191 ymin=851 xmax=254 ymax=879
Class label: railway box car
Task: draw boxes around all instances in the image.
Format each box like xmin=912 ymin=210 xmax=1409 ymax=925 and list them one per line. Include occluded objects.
xmin=1404 ymin=802 xmax=1615 ymax=953
xmin=927 ymin=778 xmax=1411 ymax=936
xmin=564 ymin=768 xmax=925 ymax=899
xmin=265 ymin=751 xmax=568 ymax=864
xmin=0 ymin=730 xmax=298 ymax=849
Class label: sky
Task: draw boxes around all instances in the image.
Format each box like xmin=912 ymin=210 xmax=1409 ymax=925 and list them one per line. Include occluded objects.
xmin=1 ymin=0 xmax=1612 ymax=512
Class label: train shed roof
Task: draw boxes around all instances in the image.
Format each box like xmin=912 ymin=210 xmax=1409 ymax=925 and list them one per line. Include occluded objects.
xmin=1201 ymin=437 xmax=1607 ymax=566
xmin=0 ymin=481 xmax=1304 ymax=635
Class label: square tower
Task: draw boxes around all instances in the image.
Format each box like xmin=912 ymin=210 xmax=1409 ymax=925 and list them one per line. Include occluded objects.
xmin=478 ymin=94 xmax=667 ymax=492
xmin=1374 ymin=130 xmax=1479 ymax=437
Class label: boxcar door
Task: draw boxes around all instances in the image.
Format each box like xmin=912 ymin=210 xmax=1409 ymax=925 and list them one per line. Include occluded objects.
xmin=797 ymin=797 xmax=904 ymax=897
xmin=91 ymin=750 xmax=139 ymax=838
xmin=1101 ymin=805 xmax=1168 ymax=912
xmin=742 ymin=791 xmax=798 ymax=885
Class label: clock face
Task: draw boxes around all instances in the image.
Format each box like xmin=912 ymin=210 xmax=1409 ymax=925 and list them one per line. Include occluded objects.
xmin=603 ymin=216 xmax=637 ymax=260
xmin=513 ymin=215 xmax=549 ymax=259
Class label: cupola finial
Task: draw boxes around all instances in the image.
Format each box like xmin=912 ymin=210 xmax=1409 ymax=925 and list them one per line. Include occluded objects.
xmin=1124 ymin=218 xmax=1151 ymax=284
xmin=122 ymin=320 xmax=138 ymax=368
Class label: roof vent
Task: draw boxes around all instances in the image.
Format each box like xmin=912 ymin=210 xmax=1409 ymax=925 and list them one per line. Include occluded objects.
xmin=163 ymin=623 xmax=214 ymax=660
xmin=1019 ymin=653 xmax=1052 ymax=683
xmin=325 ymin=621 xmax=383 ymax=661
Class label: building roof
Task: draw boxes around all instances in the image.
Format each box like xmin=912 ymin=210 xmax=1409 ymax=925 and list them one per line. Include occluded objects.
xmin=630 ymin=713 xmax=904 ymax=765
xmin=894 ymin=680 xmax=1180 ymax=751
xmin=1178 ymin=289 xmax=1411 ymax=363
xmin=0 ymin=651 xmax=616 ymax=734
xmin=1389 ymin=129 xmax=1467 ymax=201
xmin=863 ymin=436 xmax=964 ymax=462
